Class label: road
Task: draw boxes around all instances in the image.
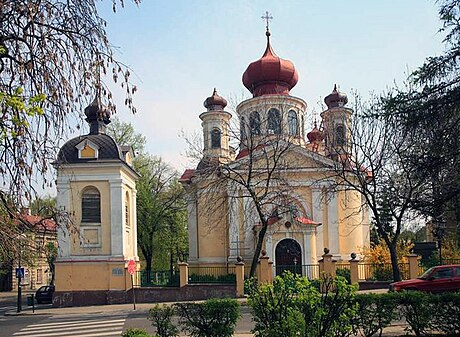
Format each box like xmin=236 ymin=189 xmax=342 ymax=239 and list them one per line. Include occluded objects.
xmin=0 ymin=292 xmax=254 ymax=337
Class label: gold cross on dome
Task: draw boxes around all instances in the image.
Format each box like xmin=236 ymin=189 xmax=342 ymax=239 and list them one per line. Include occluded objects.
xmin=261 ymin=11 xmax=273 ymax=32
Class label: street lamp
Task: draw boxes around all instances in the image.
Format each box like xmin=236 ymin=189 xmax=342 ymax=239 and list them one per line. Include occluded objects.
xmin=432 ymin=219 xmax=446 ymax=264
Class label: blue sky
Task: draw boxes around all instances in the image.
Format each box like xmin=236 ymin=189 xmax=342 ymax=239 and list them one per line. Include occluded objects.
xmin=94 ymin=0 xmax=445 ymax=171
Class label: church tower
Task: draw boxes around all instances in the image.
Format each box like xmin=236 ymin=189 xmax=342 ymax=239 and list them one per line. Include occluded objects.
xmin=53 ymin=96 xmax=139 ymax=306
xmin=198 ymin=89 xmax=233 ymax=167
xmin=320 ymin=85 xmax=353 ymax=160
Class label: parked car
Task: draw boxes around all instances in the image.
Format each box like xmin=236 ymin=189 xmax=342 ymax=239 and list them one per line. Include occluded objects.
xmin=35 ymin=285 xmax=55 ymax=304
xmin=389 ymin=264 xmax=460 ymax=292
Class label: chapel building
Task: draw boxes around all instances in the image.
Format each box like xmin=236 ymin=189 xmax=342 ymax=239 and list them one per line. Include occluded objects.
xmin=180 ymin=28 xmax=370 ymax=275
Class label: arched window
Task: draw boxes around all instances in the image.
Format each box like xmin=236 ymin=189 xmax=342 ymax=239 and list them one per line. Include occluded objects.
xmin=249 ymin=111 xmax=261 ymax=136
xmin=268 ymin=108 xmax=281 ymax=134
xmin=240 ymin=117 xmax=247 ymax=141
xmin=288 ymin=110 xmax=298 ymax=135
xmin=336 ymin=125 xmax=346 ymax=146
xmin=81 ymin=187 xmax=101 ymax=223
xmin=211 ymin=128 xmax=221 ymax=148
xmin=125 ymin=191 xmax=130 ymax=228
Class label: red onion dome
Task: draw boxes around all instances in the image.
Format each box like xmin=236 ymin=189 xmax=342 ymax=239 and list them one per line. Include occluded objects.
xmin=307 ymin=121 xmax=324 ymax=143
xmin=324 ymin=84 xmax=348 ymax=109
xmin=203 ymin=88 xmax=227 ymax=111
xmin=242 ymin=30 xmax=298 ymax=97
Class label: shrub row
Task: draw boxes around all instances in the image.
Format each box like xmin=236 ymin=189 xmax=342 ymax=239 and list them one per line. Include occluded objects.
xmin=122 ymin=298 xmax=240 ymax=337
xmin=247 ymin=272 xmax=460 ymax=337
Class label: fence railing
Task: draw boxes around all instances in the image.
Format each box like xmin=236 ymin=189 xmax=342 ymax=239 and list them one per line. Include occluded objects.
xmin=137 ymin=270 xmax=179 ymax=287
xmin=274 ymin=264 xmax=320 ymax=279
xmin=357 ymin=263 xmax=409 ymax=281
xmin=188 ymin=266 xmax=236 ymax=284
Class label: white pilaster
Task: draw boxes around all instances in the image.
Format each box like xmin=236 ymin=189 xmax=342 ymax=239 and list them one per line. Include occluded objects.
xmin=228 ymin=195 xmax=239 ymax=261
xmin=132 ymin=189 xmax=138 ymax=259
xmin=56 ymin=179 xmax=71 ymax=258
xmin=312 ymin=188 xmax=323 ymax=260
xmin=327 ymin=192 xmax=339 ymax=254
xmin=110 ymin=180 xmax=123 ymax=257
xmin=187 ymin=192 xmax=198 ymax=262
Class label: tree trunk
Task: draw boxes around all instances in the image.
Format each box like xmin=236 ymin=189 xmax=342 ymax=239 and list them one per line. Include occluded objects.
xmin=250 ymin=221 xmax=268 ymax=277
xmin=389 ymin=243 xmax=401 ymax=282
xmin=145 ymin=254 xmax=152 ymax=283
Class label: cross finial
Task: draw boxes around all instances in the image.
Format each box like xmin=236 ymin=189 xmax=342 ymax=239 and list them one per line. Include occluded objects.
xmin=261 ymin=11 xmax=273 ymax=33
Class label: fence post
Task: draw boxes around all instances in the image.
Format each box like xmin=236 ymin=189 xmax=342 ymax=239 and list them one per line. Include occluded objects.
xmin=178 ymin=262 xmax=188 ymax=288
xmin=407 ymin=254 xmax=419 ymax=279
xmin=349 ymin=257 xmax=359 ymax=285
xmin=258 ymin=250 xmax=270 ymax=286
xmin=235 ymin=259 xmax=245 ymax=297
xmin=268 ymin=261 xmax=273 ymax=284
xmin=320 ymin=250 xmax=336 ymax=278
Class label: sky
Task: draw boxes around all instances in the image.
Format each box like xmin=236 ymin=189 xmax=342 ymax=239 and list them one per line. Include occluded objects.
xmin=91 ymin=0 xmax=446 ymax=172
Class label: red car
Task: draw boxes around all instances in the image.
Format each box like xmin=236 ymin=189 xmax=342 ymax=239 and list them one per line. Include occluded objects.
xmin=389 ymin=264 xmax=460 ymax=292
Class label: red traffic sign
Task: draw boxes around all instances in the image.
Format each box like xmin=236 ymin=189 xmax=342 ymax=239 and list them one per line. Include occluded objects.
xmin=127 ymin=260 xmax=136 ymax=275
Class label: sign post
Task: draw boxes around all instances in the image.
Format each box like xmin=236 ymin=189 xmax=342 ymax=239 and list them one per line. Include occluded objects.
xmin=127 ymin=260 xmax=137 ymax=310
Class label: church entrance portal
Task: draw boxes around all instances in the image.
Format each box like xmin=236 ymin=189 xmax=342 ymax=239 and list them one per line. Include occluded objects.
xmin=275 ymin=238 xmax=302 ymax=276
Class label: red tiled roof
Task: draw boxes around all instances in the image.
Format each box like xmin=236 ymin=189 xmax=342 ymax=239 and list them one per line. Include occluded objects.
xmin=295 ymin=217 xmax=321 ymax=226
xmin=20 ymin=214 xmax=57 ymax=232
xmin=179 ymin=169 xmax=196 ymax=183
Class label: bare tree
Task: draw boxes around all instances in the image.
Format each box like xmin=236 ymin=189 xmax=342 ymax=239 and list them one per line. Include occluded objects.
xmin=326 ymin=97 xmax=430 ymax=281
xmin=186 ymin=98 xmax=309 ymax=277
xmin=0 ymin=0 xmax=140 ymax=258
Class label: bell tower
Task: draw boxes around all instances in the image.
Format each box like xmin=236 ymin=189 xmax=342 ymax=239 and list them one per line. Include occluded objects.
xmin=53 ymin=96 xmax=139 ymax=306
xmin=199 ymin=89 xmax=233 ymax=166
xmin=320 ymin=85 xmax=353 ymax=161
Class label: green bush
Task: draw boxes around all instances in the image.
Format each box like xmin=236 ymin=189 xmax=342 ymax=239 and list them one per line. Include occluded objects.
xmin=244 ymin=276 xmax=258 ymax=295
xmin=397 ymin=291 xmax=434 ymax=337
xmin=248 ymin=272 xmax=308 ymax=337
xmin=336 ymin=268 xmax=351 ymax=284
xmin=121 ymin=328 xmax=152 ymax=337
xmin=351 ymin=292 xmax=398 ymax=337
xmin=372 ymin=265 xmax=393 ymax=281
xmin=432 ymin=292 xmax=460 ymax=336
xmin=248 ymin=272 xmax=357 ymax=337
xmin=148 ymin=305 xmax=179 ymax=337
xmin=175 ymin=298 xmax=240 ymax=337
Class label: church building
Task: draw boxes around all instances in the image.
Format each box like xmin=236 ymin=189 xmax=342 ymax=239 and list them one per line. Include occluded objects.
xmin=180 ymin=26 xmax=370 ymax=275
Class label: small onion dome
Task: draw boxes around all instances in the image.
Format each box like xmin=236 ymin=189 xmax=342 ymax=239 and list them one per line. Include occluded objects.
xmin=324 ymin=84 xmax=348 ymax=109
xmin=242 ymin=30 xmax=298 ymax=97
xmin=307 ymin=121 xmax=324 ymax=143
xmin=203 ymin=88 xmax=227 ymax=111
xmin=84 ymin=95 xmax=111 ymax=135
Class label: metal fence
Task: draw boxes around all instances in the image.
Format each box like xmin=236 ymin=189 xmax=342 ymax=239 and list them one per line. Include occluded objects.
xmin=188 ymin=266 xmax=236 ymax=284
xmin=274 ymin=264 xmax=320 ymax=279
xmin=137 ymin=270 xmax=179 ymax=287
xmin=357 ymin=263 xmax=409 ymax=281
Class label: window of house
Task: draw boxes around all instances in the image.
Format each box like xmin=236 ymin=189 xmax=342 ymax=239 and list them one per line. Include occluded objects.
xmin=81 ymin=187 xmax=101 ymax=223
xmin=335 ymin=125 xmax=346 ymax=146
xmin=268 ymin=108 xmax=281 ymax=134
xmin=250 ymin=111 xmax=261 ymax=136
xmin=125 ymin=192 xmax=130 ymax=229
xmin=36 ymin=269 xmax=43 ymax=284
xmin=211 ymin=128 xmax=221 ymax=148
xmin=288 ymin=110 xmax=298 ymax=135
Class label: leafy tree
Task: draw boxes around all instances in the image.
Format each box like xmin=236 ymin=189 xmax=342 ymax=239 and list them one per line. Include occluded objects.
xmin=106 ymin=120 xmax=187 ymax=272
xmin=29 ymin=196 xmax=56 ymax=218
xmin=136 ymin=155 xmax=186 ymax=273
xmin=0 ymin=0 xmax=140 ymax=259
xmin=44 ymin=241 xmax=57 ymax=286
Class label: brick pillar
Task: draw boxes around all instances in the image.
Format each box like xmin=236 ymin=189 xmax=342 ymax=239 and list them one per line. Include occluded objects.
xmin=407 ymin=254 xmax=419 ymax=279
xmin=258 ymin=251 xmax=270 ymax=286
xmin=320 ymin=253 xmax=336 ymax=278
xmin=235 ymin=260 xmax=245 ymax=297
xmin=349 ymin=258 xmax=359 ymax=285
xmin=178 ymin=262 xmax=188 ymax=288
xmin=268 ymin=261 xmax=273 ymax=284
